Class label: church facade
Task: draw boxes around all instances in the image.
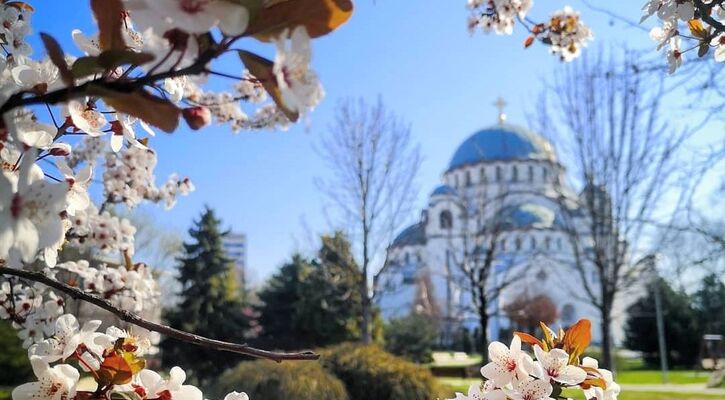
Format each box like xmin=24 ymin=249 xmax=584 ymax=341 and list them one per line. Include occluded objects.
xmin=376 ymin=113 xmax=609 ymax=346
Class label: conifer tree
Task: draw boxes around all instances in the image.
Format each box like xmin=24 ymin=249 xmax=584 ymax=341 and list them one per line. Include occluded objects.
xmin=161 ymin=207 xmax=250 ymax=386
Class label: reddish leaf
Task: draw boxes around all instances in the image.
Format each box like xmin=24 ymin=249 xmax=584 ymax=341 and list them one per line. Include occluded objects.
xmin=245 ymin=0 xmax=353 ymax=41
xmin=90 ymin=86 xmax=181 ymax=133
xmin=514 ymin=332 xmax=543 ymax=348
xmin=524 ymin=36 xmax=535 ymax=48
xmin=563 ymin=319 xmax=591 ymax=363
xmin=90 ymin=0 xmax=126 ymax=50
xmin=97 ymin=352 xmax=134 ymax=386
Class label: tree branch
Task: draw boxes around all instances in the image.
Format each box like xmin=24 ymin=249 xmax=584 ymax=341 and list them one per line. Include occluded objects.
xmin=0 ymin=266 xmax=319 ymax=362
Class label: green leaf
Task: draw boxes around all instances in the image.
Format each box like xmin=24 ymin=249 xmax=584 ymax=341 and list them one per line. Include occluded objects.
xmin=98 ymin=50 xmax=155 ymax=69
xmin=71 ymin=57 xmax=106 ymax=79
xmin=238 ymin=50 xmax=299 ymax=122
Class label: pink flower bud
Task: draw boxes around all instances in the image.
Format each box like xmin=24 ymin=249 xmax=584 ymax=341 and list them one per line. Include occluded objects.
xmin=182 ymin=106 xmax=212 ymax=130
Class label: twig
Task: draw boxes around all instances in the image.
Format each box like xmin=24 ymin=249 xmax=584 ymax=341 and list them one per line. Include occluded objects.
xmin=0 ymin=266 xmax=319 ymax=362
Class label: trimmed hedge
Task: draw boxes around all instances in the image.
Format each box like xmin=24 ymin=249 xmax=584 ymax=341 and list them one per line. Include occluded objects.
xmin=320 ymin=343 xmax=450 ymax=400
xmin=213 ymin=359 xmax=348 ymax=400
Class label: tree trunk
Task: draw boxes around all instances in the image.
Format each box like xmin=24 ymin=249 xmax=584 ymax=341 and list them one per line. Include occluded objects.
xmin=478 ymin=302 xmax=489 ymax=362
xmin=360 ymin=281 xmax=372 ymax=343
xmin=600 ymin=305 xmax=615 ymax=371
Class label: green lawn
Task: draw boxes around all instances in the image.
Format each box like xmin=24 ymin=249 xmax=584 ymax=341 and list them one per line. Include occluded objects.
xmin=615 ymin=370 xmax=709 ymax=385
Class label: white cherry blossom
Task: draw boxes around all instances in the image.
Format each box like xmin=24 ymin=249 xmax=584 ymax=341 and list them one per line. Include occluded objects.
xmin=65 ymin=99 xmax=108 ymax=137
xmin=480 ymin=335 xmax=528 ymax=387
xmin=0 ymin=149 xmax=68 ymax=264
xmin=273 ymin=27 xmax=324 ymax=115
xmin=11 ymin=356 xmax=80 ymax=400
xmin=582 ymin=357 xmax=621 ymax=400
xmin=126 ymin=0 xmax=250 ymax=36
xmin=532 ymin=345 xmax=587 ymax=386
xmin=503 ymin=379 xmax=554 ymax=400
xmin=56 ymin=160 xmax=92 ymax=216
xmin=137 ymin=367 xmax=203 ymax=400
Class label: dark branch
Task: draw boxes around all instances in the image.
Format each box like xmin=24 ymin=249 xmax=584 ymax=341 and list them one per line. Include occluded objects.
xmin=0 ymin=266 xmax=319 ymax=362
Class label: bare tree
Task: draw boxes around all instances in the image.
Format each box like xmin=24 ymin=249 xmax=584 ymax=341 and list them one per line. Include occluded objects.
xmin=532 ymin=47 xmax=716 ymax=369
xmin=441 ymin=182 xmax=551 ymax=360
xmin=317 ymin=97 xmax=421 ymax=343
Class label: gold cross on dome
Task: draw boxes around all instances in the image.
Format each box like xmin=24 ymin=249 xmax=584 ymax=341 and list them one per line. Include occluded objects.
xmin=494 ymin=97 xmax=507 ymax=125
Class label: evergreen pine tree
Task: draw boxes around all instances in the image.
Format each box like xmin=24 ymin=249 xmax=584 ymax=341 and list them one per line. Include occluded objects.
xmin=161 ymin=207 xmax=250 ymax=386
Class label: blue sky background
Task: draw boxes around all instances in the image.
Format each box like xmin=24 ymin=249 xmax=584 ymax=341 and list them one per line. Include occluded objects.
xmin=29 ymin=1 xmax=721 ymax=284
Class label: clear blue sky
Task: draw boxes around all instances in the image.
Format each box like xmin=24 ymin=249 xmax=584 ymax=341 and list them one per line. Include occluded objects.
xmin=29 ymin=1 xmax=721 ymax=283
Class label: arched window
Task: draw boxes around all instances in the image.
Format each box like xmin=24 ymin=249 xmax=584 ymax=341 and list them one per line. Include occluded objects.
xmin=454 ymin=174 xmax=460 ymax=188
xmin=561 ymin=304 xmax=576 ymax=326
xmin=531 ymin=237 xmax=537 ymax=250
xmin=545 ymin=237 xmax=551 ymax=250
xmin=512 ymin=165 xmax=519 ymax=182
xmin=480 ymin=167 xmax=487 ymax=184
xmin=495 ymin=166 xmax=503 ymax=182
xmin=515 ymin=237 xmax=522 ymax=251
xmin=542 ymin=166 xmax=549 ymax=181
xmin=404 ymin=253 xmax=410 ymax=265
xmin=440 ymin=210 xmax=453 ymax=230
xmin=500 ymin=239 xmax=506 ymax=251
xmin=557 ymin=237 xmax=563 ymax=250
xmin=528 ymin=165 xmax=534 ymax=182
xmin=465 ymin=170 xmax=472 ymax=187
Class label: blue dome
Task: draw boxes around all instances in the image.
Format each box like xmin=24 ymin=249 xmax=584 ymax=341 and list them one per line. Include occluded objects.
xmin=391 ymin=223 xmax=426 ymax=248
xmin=431 ymin=185 xmax=457 ymax=197
xmin=496 ymin=203 xmax=564 ymax=230
xmin=448 ymin=124 xmax=555 ymax=170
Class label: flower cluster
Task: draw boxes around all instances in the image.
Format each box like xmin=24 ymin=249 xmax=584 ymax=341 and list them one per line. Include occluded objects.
xmin=467 ymin=0 xmax=533 ymax=36
xmin=467 ymin=1 xmax=592 ymax=61
xmin=1 ymin=0 xmax=353 ymax=398
xmin=642 ymin=0 xmax=725 ymax=74
xmin=103 ymin=146 xmax=194 ymax=209
xmin=450 ymin=320 xmax=620 ymax=400
xmin=10 ymin=312 xmax=246 ymax=400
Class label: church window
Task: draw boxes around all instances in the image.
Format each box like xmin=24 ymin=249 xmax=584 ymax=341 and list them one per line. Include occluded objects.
xmin=531 ymin=237 xmax=537 ymax=250
xmin=480 ymin=167 xmax=487 ymax=183
xmin=528 ymin=165 xmax=534 ymax=182
xmin=557 ymin=237 xmax=563 ymax=250
xmin=542 ymin=166 xmax=549 ymax=181
xmin=495 ymin=166 xmax=503 ymax=182
xmin=561 ymin=304 xmax=576 ymax=326
xmin=405 ymin=253 xmax=410 ymax=265
xmin=465 ymin=170 xmax=472 ymax=187
xmin=545 ymin=236 xmax=551 ymax=250
xmin=512 ymin=165 xmax=519 ymax=182
xmin=500 ymin=239 xmax=506 ymax=251
xmin=454 ymin=174 xmax=460 ymax=188
xmin=515 ymin=237 xmax=522 ymax=251
xmin=440 ymin=210 xmax=453 ymax=230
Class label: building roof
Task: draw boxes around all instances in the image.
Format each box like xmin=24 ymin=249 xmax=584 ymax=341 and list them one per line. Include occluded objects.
xmin=431 ymin=184 xmax=457 ymax=197
xmin=448 ymin=124 xmax=556 ymax=170
xmin=495 ymin=203 xmax=564 ymax=230
xmin=391 ymin=222 xmax=426 ymax=248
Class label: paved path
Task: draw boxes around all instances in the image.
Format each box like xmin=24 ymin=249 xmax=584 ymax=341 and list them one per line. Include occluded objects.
xmin=622 ymin=383 xmax=725 ymax=395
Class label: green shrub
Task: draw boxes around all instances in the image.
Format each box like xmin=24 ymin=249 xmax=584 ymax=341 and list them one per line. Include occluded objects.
xmin=320 ymin=343 xmax=450 ymax=400
xmin=213 ymin=359 xmax=348 ymax=400
xmin=0 ymin=320 xmax=33 ymax=386
xmin=384 ymin=313 xmax=438 ymax=363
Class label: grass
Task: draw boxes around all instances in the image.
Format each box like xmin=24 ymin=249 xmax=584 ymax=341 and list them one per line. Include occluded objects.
xmin=615 ymin=370 xmax=710 ymax=385
xmin=0 ymin=387 xmax=11 ymax=400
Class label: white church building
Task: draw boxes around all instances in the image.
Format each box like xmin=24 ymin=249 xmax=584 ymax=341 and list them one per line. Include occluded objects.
xmin=376 ymin=105 xmax=616 ymax=346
